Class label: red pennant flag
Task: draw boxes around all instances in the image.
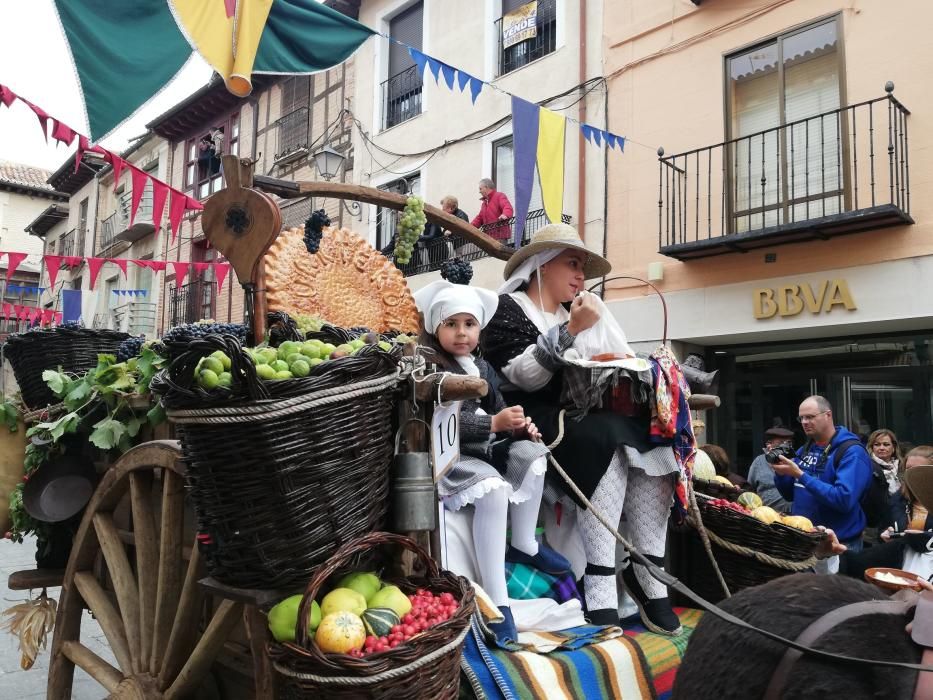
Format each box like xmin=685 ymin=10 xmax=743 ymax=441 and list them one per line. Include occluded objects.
xmin=15 ymin=305 xmax=28 ymax=321
xmin=41 ymin=309 xmax=54 ymax=326
xmin=192 ymin=262 xmax=210 ymax=277
xmin=110 ymin=258 xmax=128 ymax=279
xmin=129 ymin=166 xmax=149 ymax=227
xmin=23 ymin=100 xmax=49 ymax=143
xmin=4 ymin=251 xmax=27 ymax=279
xmin=151 ymin=179 xmax=169 ymax=228
xmin=86 ymin=257 xmax=106 ymax=290
xmin=1 ymin=303 xmax=11 ymax=320
xmin=108 ymin=154 xmax=125 ymax=191
xmin=171 ymin=261 xmax=189 ymax=287
xmin=64 ymin=256 xmax=83 ymax=268
xmin=28 ymin=307 xmax=40 ymax=323
xmin=147 ymin=260 xmax=168 ymax=272
xmin=214 ymin=263 xmax=230 ymax=294
xmin=51 ymin=120 xmax=76 ymax=147
xmin=186 ymin=195 xmax=204 ymax=211
xmin=168 ymin=191 xmax=187 ymax=242
xmin=0 ymin=85 xmax=15 ymax=108
xmin=54 ymin=311 xmax=63 ymax=325
xmin=44 ymin=255 xmax=62 ymax=290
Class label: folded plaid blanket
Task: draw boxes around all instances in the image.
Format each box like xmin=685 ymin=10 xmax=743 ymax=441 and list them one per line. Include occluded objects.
xmin=506 ymin=561 xmax=582 ymax=604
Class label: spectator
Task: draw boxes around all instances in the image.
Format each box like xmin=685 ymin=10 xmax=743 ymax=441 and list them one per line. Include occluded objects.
xmin=867 ymin=428 xmax=906 ymax=530
xmin=471 ymin=178 xmax=513 ymax=242
xmin=772 ymin=395 xmax=873 ymax=556
xmin=840 ymin=445 xmax=933 ymax=582
xmin=745 ymin=427 xmax=795 ymax=514
xmin=699 ymin=444 xmax=747 ymax=488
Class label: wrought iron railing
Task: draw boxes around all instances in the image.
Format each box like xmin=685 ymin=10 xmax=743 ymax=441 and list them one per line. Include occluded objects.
xmin=382 ymin=65 xmax=422 ymax=130
xmin=274 ymin=107 xmax=310 ymax=162
xmin=58 ymin=229 xmax=76 ymax=258
xmin=169 ymin=281 xmax=215 ymax=327
xmin=386 ymin=209 xmax=570 ymax=277
xmin=99 ymin=214 xmax=117 ymax=253
xmin=112 ymin=301 xmax=157 ymax=336
xmin=495 ymin=3 xmax=557 ymax=77
xmin=658 ymin=87 xmax=911 ymax=252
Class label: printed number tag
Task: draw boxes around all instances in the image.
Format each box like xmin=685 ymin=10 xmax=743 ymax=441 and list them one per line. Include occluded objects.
xmin=431 ymin=401 xmax=461 ymax=481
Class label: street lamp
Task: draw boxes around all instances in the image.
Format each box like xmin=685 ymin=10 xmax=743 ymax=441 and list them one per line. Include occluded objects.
xmin=310 ymin=145 xmax=345 ymax=182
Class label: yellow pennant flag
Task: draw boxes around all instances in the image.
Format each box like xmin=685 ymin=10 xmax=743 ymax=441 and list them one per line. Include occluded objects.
xmin=536 ymin=107 xmax=566 ymax=224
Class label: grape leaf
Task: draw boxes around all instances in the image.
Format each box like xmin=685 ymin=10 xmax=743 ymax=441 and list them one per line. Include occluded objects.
xmin=125 ymin=416 xmax=144 ymax=438
xmin=89 ymin=416 xmax=126 ymax=450
xmin=48 ymin=412 xmax=81 ymax=441
xmin=146 ymin=402 xmax=166 ymax=426
xmin=42 ymin=369 xmax=66 ymax=396
xmin=64 ymin=379 xmax=93 ymax=411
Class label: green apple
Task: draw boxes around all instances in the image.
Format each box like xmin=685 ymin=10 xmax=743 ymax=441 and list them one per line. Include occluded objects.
xmin=320 ymin=588 xmax=367 ymax=618
xmin=197 ymin=368 xmax=219 ymax=390
xmin=200 ymin=356 xmax=224 ymax=375
xmin=366 ymin=585 xmax=411 ymax=618
xmin=286 ymin=352 xmax=304 ymax=366
xmin=300 ymin=344 xmax=321 ymax=360
xmin=268 ymin=595 xmax=321 ymax=643
xmin=337 ymin=572 xmax=382 ymax=602
xmin=320 ymin=343 xmax=337 ymax=357
xmin=217 ymin=371 xmax=232 ymax=388
xmin=260 ymin=348 xmax=278 ymax=365
xmin=308 ymin=358 xmax=324 ymax=367
xmin=274 ymin=370 xmax=293 ymax=380
xmin=290 ymin=359 xmax=310 ymax=377
xmin=211 ymin=350 xmax=232 ymax=371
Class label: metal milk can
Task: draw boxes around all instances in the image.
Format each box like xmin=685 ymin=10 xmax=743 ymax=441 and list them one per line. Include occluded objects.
xmin=390 ymin=420 xmax=437 ymax=532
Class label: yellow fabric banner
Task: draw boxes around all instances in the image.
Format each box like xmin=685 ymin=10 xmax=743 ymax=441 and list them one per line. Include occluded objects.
xmin=536 ymin=107 xmax=565 ymax=224
xmin=170 ymin=0 xmax=273 ymax=97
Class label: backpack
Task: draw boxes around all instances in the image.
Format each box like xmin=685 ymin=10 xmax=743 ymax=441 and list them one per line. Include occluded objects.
xmin=829 ymin=439 xmax=890 ymax=529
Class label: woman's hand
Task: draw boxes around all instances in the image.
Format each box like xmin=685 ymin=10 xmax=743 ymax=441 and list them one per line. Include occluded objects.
xmin=513 ymin=416 xmax=542 ymax=442
xmin=567 ymin=293 xmax=600 ymax=336
xmin=492 ymin=406 xmax=526 ymax=433
xmin=881 ymin=527 xmax=894 ymax=541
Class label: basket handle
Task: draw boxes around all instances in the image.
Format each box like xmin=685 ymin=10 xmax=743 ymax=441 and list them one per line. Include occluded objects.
xmin=587 ymin=275 xmax=668 ymax=345
xmin=296 ymin=531 xmax=440 ymax=647
xmin=395 ymin=418 xmax=431 ymax=454
xmin=167 ymin=334 xmax=270 ymax=401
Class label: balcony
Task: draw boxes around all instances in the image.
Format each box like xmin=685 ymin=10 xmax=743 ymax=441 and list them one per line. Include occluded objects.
xmin=386 ymin=209 xmax=569 ymax=277
xmin=169 ymin=281 xmax=215 ymax=327
xmin=111 ymin=301 xmax=157 ymax=337
xmin=58 ymin=229 xmax=76 ymax=258
xmin=98 ymin=192 xmax=155 ymax=254
xmin=495 ymin=1 xmax=557 ymax=77
xmin=658 ymin=89 xmax=912 ymax=260
xmin=273 ymin=107 xmax=310 ymax=166
xmin=382 ymin=65 xmax=422 ymax=130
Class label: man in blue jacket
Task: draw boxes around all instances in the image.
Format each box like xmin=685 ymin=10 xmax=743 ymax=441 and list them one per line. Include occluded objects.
xmin=772 ymin=395 xmax=872 ymax=553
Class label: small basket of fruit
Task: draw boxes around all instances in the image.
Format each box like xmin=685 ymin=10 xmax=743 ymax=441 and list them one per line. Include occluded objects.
xmin=149 ymin=330 xmax=404 ymax=590
xmin=268 ymin=531 xmax=475 ymax=700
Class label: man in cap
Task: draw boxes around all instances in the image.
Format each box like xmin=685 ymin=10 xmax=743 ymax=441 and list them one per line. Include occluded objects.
xmin=746 ymin=426 xmax=795 ymax=514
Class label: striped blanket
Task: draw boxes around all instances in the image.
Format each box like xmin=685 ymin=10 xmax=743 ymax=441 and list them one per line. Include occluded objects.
xmin=461 ymin=608 xmax=703 ymax=699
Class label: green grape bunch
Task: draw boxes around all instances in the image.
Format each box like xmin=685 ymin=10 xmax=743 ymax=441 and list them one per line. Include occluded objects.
xmin=393 ymin=196 xmax=426 ymax=265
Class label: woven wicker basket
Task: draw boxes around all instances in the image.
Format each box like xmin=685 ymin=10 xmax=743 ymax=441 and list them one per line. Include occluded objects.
xmin=151 ymin=334 xmax=402 ymax=589
xmin=3 ymin=327 xmax=129 ymax=410
xmin=269 ymin=532 xmax=475 ymax=700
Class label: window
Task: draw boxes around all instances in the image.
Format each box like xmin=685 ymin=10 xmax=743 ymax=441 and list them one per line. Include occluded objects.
xmin=376 ymin=174 xmax=420 ymax=252
xmin=726 ymin=17 xmax=843 ymax=232
xmin=184 ymin=113 xmax=239 ymax=200
xmin=497 ymin=0 xmax=557 ymax=76
xmin=276 ymin=77 xmax=311 ymax=160
xmin=77 ymin=198 xmax=88 ymax=256
xmin=383 ymin=3 xmax=423 ymax=129
xmin=492 ymin=135 xmax=543 ymax=213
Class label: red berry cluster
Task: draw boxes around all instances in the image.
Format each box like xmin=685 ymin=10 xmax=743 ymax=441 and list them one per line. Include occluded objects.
xmin=707 ymin=498 xmax=750 ymax=514
xmin=349 ymin=590 xmax=459 ymax=658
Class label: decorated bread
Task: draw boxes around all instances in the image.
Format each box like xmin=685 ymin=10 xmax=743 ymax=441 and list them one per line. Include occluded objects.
xmin=263 ymin=226 xmax=420 ymax=333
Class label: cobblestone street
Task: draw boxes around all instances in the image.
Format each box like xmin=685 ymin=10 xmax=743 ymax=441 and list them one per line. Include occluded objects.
xmin=0 ymin=537 xmax=116 ymax=699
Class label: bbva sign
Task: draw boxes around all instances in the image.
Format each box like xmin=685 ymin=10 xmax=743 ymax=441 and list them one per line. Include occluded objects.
xmin=753 ymin=279 xmax=857 ymax=319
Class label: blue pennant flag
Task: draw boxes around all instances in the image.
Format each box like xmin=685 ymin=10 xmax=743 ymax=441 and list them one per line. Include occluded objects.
xmin=592 ymin=129 xmax=602 ymax=147
xmin=407 ymin=47 xmax=429 ymax=78
xmin=581 ymin=124 xmax=595 ymax=144
xmin=440 ymin=62 xmax=456 ymax=90
xmin=425 ymin=56 xmax=442 ymax=83
xmin=456 ymin=69 xmax=470 ymax=92
xmin=469 ymin=76 xmax=483 ymax=104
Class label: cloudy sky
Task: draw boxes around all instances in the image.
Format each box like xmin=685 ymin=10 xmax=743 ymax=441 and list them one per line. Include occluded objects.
xmin=0 ymin=0 xmax=212 ymax=173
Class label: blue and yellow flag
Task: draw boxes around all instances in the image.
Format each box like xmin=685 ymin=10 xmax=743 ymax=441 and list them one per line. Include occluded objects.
xmin=53 ymin=0 xmax=375 ymax=142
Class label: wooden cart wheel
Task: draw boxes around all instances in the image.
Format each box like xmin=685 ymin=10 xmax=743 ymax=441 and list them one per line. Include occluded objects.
xmin=47 ymin=441 xmax=243 ymax=699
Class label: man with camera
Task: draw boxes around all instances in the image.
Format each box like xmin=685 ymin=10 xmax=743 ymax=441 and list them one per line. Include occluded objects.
xmin=772 ymin=395 xmax=873 ymax=554
xmin=746 ymin=427 xmax=795 ymax=514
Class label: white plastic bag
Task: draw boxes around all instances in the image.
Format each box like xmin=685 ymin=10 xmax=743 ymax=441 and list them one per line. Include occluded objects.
xmin=564 ymin=292 xmax=648 ymax=372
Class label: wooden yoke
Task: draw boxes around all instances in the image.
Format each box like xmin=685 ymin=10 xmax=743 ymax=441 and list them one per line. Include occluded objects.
xmin=201 ymin=155 xmax=282 ymax=344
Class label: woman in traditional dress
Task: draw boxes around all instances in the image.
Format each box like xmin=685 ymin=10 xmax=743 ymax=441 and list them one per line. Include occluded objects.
xmin=481 ymin=223 xmax=683 ymax=634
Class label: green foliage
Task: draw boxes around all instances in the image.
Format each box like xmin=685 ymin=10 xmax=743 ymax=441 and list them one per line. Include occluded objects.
xmin=0 ymin=399 xmax=20 ymax=433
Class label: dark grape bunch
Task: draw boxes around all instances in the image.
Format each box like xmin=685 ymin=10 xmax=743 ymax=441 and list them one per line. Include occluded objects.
xmin=117 ymin=335 xmax=146 ymax=362
xmin=161 ymin=321 xmax=249 ymax=344
xmin=58 ymin=321 xmax=83 ymax=330
xmin=440 ymin=258 xmax=473 ymax=285
xmin=303 ymin=209 xmax=331 ymax=255
xmin=394 ymin=196 xmax=425 ymax=265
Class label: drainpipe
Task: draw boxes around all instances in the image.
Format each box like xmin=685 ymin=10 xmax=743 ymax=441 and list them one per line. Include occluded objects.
xmin=577 ymin=0 xmax=587 ymax=249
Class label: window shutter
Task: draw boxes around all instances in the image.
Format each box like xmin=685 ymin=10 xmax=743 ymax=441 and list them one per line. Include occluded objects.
xmin=389 ymin=3 xmax=423 ymax=77
xmin=281 ymin=76 xmax=310 ymax=112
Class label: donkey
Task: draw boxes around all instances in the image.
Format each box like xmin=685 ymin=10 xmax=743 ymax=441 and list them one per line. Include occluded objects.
xmin=673 ymin=573 xmax=920 ymax=699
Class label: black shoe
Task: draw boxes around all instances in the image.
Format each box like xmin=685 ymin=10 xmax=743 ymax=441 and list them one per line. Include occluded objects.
xmin=620 ymin=554 xmax=682 ymax=636
xmin=586 ymin=608 xmax=620 ymax=626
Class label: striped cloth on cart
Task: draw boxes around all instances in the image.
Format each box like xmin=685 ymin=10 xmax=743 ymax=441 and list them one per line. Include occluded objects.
xmin=622 ymin=608 xmax=703 ymax=699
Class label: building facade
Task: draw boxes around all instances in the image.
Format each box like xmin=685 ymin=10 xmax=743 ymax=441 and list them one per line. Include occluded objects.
xmin=603 ymin=0 xmax=933 ymax=466
xmin=351 ymin=0 xmax=605 ymax=290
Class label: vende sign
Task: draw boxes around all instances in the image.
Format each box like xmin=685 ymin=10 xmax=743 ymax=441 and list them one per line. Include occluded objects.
xmin=753 ymin=279 xmax=857 ymax=319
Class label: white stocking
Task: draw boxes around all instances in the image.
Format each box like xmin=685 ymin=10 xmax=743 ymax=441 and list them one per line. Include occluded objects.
xmin=472 ymin=484 xmax=510 ymax=606
xmin=622 ymin=468 xmax=674 ymax=599
xmin=509 ymin=463 xmax=546 ymax=556
xmin=580 ymin=450 xmax=627 ymax=612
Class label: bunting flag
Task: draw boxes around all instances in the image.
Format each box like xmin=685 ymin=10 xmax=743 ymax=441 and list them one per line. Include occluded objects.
xmin=4 ymin=252 xmax=29 ymax=280
xmin=86 ymin=257 xmax=106 ymax=290
xmin=62 ymin=289 xmax=82 ymax=323
xmin=129 ymin=166 xmax=149 ymax=227
xmin=408 ymin=47 xmax=483 ymax=105
xmin=52 ymin=0 xmax=375 ymax=142
xmin=171 ymin=261 xmax=190 ymax=288
xmin=192 ymin=262 xmax=210 ymax=277
xmin=168 ymin=190 xmax=188 ymax=242
xmin=214 ymin=262 xmax=230 ymax=294
xmin=2 ymin=303 xmax=10 ymax=320
xmin=109 ymin=155 xmax=125 ymax=192
xmin=111 ymin=258 xmax=128 ymax=279
xmin=51 ymin=120 xmax=76 ymax=146
xmin=537 ymin=107 xmax=566 ymax=225
xmin=43 ymin=256 xmax=62 ymax=291
xmin=511 ymin=97 xmax=540 ymax=248
xmin=151 ymin=180 xmax=169 ymax=228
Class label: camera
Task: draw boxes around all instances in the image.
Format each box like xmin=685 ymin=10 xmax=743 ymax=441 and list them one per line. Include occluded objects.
xmin=764 ymin=444 xmax=796 ymax=465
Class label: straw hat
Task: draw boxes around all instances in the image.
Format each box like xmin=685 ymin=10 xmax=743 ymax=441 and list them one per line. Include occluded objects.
xmin=905 ymin=464 xmax=933 ymax=510
xmin=503 ymin=223 xmax=611 ymax=280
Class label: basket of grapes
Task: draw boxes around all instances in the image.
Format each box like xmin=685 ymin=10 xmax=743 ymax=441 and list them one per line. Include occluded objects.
xmin=149 ymin=318 xmax=407 ymax=590
xmin=2 ymin=322 xmax=130 ymax=412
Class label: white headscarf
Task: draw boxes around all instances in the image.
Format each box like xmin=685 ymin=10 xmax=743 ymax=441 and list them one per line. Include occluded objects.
xmin=498 ymin=249 xmax=563 ymax=295
xmin=413 ymin=280 xmax=498 ymax=333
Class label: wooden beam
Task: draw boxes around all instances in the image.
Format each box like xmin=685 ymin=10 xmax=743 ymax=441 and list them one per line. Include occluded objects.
xmin=93 ymin=513 xmax=142 ymax=674
xmin=73 ymin=572 xmax=135 ymax=676
xmin=62 ymin=640 xmax=123 ymax=693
